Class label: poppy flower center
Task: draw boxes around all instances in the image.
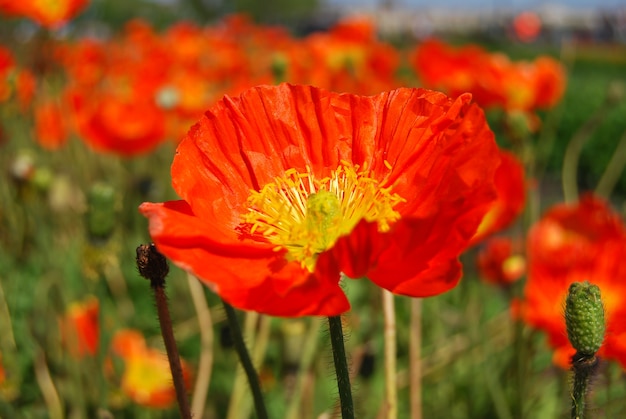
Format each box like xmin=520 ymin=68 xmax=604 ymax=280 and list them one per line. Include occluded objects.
xmin=242 ymin=163 xmax=405 ymax=271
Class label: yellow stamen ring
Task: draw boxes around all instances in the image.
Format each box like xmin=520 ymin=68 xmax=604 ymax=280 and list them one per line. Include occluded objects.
xmin=242 ymin=162 xmax=405 ymax=271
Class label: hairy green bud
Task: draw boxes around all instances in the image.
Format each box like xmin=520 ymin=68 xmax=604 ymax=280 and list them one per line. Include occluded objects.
xmin=565 ymin=281 xmax=605 ymax=356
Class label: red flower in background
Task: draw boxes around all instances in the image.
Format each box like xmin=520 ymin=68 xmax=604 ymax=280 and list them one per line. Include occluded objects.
xmin=0 ymin=45 xmax=35 ymax=111
xmin=0 ymin=45 xmax=14 ymax=102
xmin=471 ymin=149 xmax=526 ymax=244
xmin=34 ymin=99 xmax=68 ymax=150
xmin=0 ymin=0 xmax=89 ymax=28
xmin=302 ymin=17 xmax=401 ymax=94
xmin=477 ymin=237 xmax=526 ymax=286
xmin=513 ymin=11 xmax=542 ymax=43
xmin=140 ymin=83 xmax=500 ymax=316
xmin=111 ymin=329 xmax=192 ymax=409
xmin=60 ymin=296 xmax=99 ymax=357
xmin=69 ymin=89 xmax=166 ymax=156
xmin=514 ymin=195 xmax=626 ymax=368
xmin=411 ymin=38 xmax=566 ymax=113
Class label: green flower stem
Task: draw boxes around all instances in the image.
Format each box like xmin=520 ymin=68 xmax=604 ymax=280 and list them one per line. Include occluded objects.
xmin=571 ymin=354 xmax=599 ymax=419
xmin=328 ymin=315 xmax=354 ymax=419
xmin=562 ymin=89 xmax=616 ymax=203
xmin=409 ymin=298 xmax=423 ymax=419
xmin=221 ymin=301 xmax=269 ymax=419
xmin=285 ymin=317 xmax=323 ymax=419
xmin=595 ymin=128 xmax=626 ymax=198
xmin=382 ymin=289 xmax=398 ymax=419
xmin=186 ymin=274 xmax=213 ymax=418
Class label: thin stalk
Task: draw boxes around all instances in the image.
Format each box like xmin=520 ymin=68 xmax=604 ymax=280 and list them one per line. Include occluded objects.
xmin=571 ymin=354 xmax=599 ymax=419
xmin=328 ymin=315 xmax=354 ymax=419
xmin=595 ymin=129 xmax=626 ymax=198
xmin=409 ymin=298 xmax=422 ymax=419
xmin=562 ymin=94 xmax=614 ymax=203
xmin=34 ymin=350 xmax=64 ymax=419
xmin=222 ymin=301 xmax=268 ymax=419
xmin=382 ymin=290 xmax=398 ymax=419
xmin=239 ymin=315 xmax=272 ymax=419
xmin=136 ymin=244 xmax=191 ymax=419
xmin=153 ymin=283 xmax=192 ymax=418
xmin=187 ymin=274 xmax=214 ymax=418
xmin=226 ymin=311 xmax=259 ymax=419
xmin=285 ymin=317 xmax=323 ymax=419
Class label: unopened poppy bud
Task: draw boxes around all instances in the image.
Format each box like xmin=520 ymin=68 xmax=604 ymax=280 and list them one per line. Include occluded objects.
xmin=271 ymin=53 xmax=288 ymax=83
xmin=565 ymin=281 xmax=605 ymax=356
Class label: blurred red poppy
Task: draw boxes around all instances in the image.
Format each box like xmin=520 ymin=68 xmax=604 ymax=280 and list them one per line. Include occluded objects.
xmin=34 ymin=99 xmax=68 ymax=150
xmin=476 ymin=237 xmax=526 ymax=286
xmin=111 ymin=329 xmax=192 ymax=409
xmin=514 ymin=195 xmax=626 ymax=368
xmin=0 ymin=0 xmax=89 ymax=28
xmin=513 ymin=11 xmax=542 ymax=43
xmin=471 ymin=149 xmax=526 ymax=244
xmin=140 ymin=83 xmax=500 ymax=316
xmin=411 ymin=38 xmax=566 ymax=113
xmin=60 ymin=296 xmax=99 ymax=357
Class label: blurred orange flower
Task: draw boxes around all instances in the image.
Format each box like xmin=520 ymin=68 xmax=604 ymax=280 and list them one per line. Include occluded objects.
xmin=0 ymin=45 xmax=14 ymax=103
xmin=411 ymin=38 xmax=566 ymax=113
xmin=69 ymin=89 xmax=166 ymax=156
xmin=0 ymin=353 xmax=5 ymax=385
xmin=512 ymin=11 xmax=542 ymax=43
xmin=35 ymin=99 xmax=68 ymax=150
xmin=0 ymin=0 xmax=89 ymax=28
xmin=140 ymin=83 xmax=500 ymax=316
xmin=514 ymin=195 xmax=626 ymax=368
xmin=60 ymin=296 xmax=99 ymax=357
xmin=471 ymin=150 xmax=526 ymax=244
xmin=111 ymin=329 xmax=192 ymax=409
xmin=476 ymin=237 xmax=526 ymax=286
xmin=303 ymin=17 xmax=400 ymax=94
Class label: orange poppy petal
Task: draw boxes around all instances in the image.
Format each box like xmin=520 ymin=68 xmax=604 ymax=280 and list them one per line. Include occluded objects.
xmin=140 ymin=200 xmax=350 ymax=316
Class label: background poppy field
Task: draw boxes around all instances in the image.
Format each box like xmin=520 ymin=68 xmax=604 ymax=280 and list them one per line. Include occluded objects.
xmin=1 ymin=0 xmax=626 ymax=418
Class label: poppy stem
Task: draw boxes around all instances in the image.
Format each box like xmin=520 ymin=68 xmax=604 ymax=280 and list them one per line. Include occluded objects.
xmin=570 ymin=353 xmax=599 ymax=419
xmin=409 ymin=298 xmax=423 ymax=419
xmin=221 ymin=300 xmax=269 ymax=419
xmin=382 ymin=290 xmax=398 ymax=419
xmin=136 ymin=244 xmax=191 ymax=419
xmin=328 ymin=315 xmax=354 ymax=419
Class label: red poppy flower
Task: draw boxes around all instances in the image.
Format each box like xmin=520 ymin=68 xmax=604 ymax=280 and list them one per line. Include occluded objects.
xmin=513 ymin=11 xmax=542 ymax=43
xmin=0 ymin=45 xmax=14 ymax=103
xmin=111 ymin=329 xmax=192 ymax=409
xmin=514 ymin=195 xmax=626 ymax=368
xmin=60 ymin=296 xmax=99 ymax=357
xmin=0 ymin=354 xmax=5 ymax=385
xmin=140 ymin=84 xmax=500 ymax=316
xmin=0 ymin=0 xmax=89 ymax=28
xmin=303 ymin=17 xmax=400 ymax=94
xmin=476 ymin=236 xmax=526 ymax=286
xmin=471 ymin=149 xmax=526 ymax=244
xmin=69 ymin=88 xmax=166 ymax=156
xmin=411 ymin=38 xmax=566 ymax=113
xmin=34 ymin=99 xmax=68 ymax=150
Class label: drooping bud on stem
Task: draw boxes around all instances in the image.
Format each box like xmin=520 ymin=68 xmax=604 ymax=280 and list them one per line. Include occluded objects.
xmin=564 ymin=281 xmax=605 ymax=419
xmin=136 ymin=244 xmax=191 ymax=419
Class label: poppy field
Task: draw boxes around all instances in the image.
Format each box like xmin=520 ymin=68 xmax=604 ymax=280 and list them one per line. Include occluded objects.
xmin=1 ymin=1 xmax=626 ymax=418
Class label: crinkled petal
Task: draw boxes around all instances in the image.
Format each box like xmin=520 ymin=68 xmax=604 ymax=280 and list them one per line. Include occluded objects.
xmin=140 ymin=200 xmax=349 ymax=316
